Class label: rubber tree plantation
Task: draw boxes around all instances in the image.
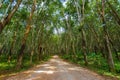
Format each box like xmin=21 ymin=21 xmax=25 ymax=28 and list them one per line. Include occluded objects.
xmin=0 ymin=0 xmax=120 ymax=79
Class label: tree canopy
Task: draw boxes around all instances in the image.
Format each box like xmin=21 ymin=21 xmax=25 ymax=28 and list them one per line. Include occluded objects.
xmin=0 ymin=0 xmax=120 ymax=78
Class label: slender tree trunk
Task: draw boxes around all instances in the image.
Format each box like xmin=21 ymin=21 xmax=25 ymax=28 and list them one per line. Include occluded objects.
xmin=81 ymin=29 xmax=88 ymax=66
xmin=0 ymin=0 xmax=4 ymax=8
xmin=74 ymin=0 xmax=88 ymax=65
xmin=38 ymin=45 xmax=42 ymax=61
xmin=104 ymin=34 xmax=115 ymax=72
xmin=72 ymin=40 xmax=76 ymax=57
xmin=0 ymin=45 xmax=5 ymax=56
xmin=108 ymin=35 xmax=120 ymax=61
xmin=65 ymin=36 xmax=69 ymax=54
xmin=107 ymin=0 xmax=120 ymax=26
xmin=101 ymin=0 xmax=115 ymax=72
xmin=1 ymin=0 xmax=13 ymax=22
xmin=0 ymin=0 xmax=22 ymax=33
xmin=88 ymin=24 xmax=105 ymax=57
xmin=37 ymin=24 xmax=44 ymax=61
xmin=30 ymin=30 xmax=35 ymax=64
xmin=16 ymin=0 xmax=36 ymax=69
xmin=35 ymin=26 xmax=42 ymax=61
xmin=30 ymin=48 xmax=34 ymax=64
xmin=88 ymin=29 xmax=93 ymax=53
xmin=8 ymin=31 xmax=16 ymax=62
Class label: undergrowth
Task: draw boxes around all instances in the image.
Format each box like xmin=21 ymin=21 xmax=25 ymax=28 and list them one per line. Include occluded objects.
xmin=61 ymin=53 xmax=120 ymax=79
xmin=0 ymin=53 xmax=51 ymax=77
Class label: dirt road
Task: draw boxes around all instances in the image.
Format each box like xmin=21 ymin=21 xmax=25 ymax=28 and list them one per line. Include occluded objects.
xmin=1 ymin=56 xmax=117 ymax=80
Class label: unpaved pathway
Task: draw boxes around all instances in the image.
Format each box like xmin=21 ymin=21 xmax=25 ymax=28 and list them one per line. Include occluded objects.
xmin=1 ymin=55 xmax=118 ymax=80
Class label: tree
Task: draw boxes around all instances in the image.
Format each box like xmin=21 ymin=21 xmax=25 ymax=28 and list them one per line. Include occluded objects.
xmin=16 ymin=0 xmax=36 ymax=69
xmin=0 ymin=0 xmax=22 ymax=33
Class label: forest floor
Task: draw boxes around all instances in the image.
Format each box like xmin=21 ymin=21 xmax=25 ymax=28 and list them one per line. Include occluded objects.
xmin=0 ymin=55 xmax=118 ymax=80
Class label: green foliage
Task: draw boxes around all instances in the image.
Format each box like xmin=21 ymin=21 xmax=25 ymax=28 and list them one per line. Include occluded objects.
xmin=115 ymin=61 xmax=120 ymax=73
xmin=0 ymin=54 xmax=51 ymax=75
xmin=0 ymin=0 xmax=120 ymax=79
xmin=61 ymin=53 xmax=120 ymax=79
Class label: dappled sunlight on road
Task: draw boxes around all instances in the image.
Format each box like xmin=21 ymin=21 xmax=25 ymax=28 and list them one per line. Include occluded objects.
xmin=45 ymin=66 xmax=57 ymax=69
xmin=34 ymin=70 xmax=54 ymax=74
xmin=68 ymin=67 xmax=81 ymax=71
xmin=23 ymin=70 xmax=34 ymax=74
xmin=40 ymin=64 xmax=50 ymax=67
xmin=3 ymin=55 xmax=113 ymax=80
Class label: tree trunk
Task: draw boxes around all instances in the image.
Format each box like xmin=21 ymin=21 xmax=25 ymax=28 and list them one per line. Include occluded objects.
xmin=30 ymin=49 xmax=34 ymax=64
xmin=16 ymin=0 xmax=36 ymax=69
xmin=16 ymin=43 xmax=25 ymax=69
xmin=104 ymin=34 xmax=115 ymax=72
xmin=88 ymin=24 xmax=105 ymax=57
xmin=107 ymin=0 xmax=120 ymax=26
xmin=0 ymin=0 xmax=4 ymax=8
xmin=0 ymin=45 xmax=5 ymax=56
xmin=81 ymin=29 xmax=88 ymax=66
xmin=108 ymin=35 xmax=120 ymax=61
xmin=37 ymin=24 xmax=44 ymax=61
xmin=0 ymin=0 xmax=22 ymax=33
xmin=101 ymin=0 xmax=115 ymax=72
xmin=8 ymin=31 xmax=16 ymax=63
xmin=38 ymin=45 xmax=42 ymax=61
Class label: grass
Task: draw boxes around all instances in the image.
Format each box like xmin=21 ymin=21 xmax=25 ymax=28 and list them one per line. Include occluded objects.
xmin=61 ymin=53 xmax=120 ymax=79
xmin=0 ymin=54 xmax=51 ymax=78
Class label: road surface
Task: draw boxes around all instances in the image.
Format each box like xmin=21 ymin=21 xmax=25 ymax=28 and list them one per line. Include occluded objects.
xmin=1 ymin=55 xmax=117 ymax=80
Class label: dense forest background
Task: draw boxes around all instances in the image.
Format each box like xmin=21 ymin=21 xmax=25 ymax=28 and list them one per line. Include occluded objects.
xmin=0 ymin=0 xmax=120 ymax=78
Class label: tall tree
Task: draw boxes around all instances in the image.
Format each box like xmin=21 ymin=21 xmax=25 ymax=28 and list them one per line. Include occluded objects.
xmin=16 ymin=0 xmax=36 ymax=69
xmin=0 ymin=0 xmax=22 ymax=33
xmin=100 ymin=0 xmax=115 ymax=72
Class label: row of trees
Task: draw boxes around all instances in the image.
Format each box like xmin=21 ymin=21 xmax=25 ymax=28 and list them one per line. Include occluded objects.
xmin=0 ymin=0 xmax=58 ymax=69
xmin=55 ymin=0 xmax=120 ymax=72
xmin=0 ymin=0 xmax=120 ymax=72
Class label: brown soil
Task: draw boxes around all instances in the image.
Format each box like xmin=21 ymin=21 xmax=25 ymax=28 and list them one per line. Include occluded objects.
xmin=0 ymin=55 xmax=118 ymax=80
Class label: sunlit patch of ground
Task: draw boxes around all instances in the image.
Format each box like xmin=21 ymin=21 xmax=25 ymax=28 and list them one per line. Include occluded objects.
xmin=1 ymin=55 xmax=118 ymax=80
